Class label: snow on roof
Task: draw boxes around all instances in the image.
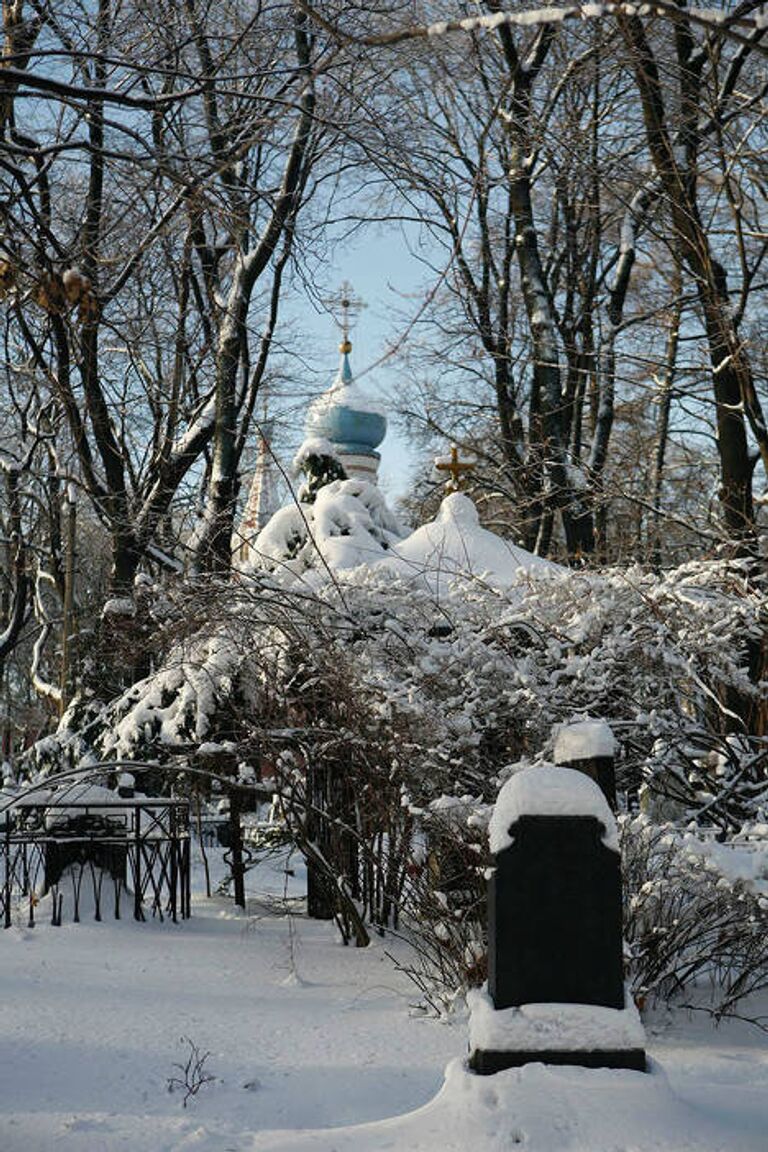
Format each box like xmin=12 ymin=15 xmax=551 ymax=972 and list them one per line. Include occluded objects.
xmin=249 ymin=486 xmax=565 ymax=600
xmin=307 ymin=371 xmax=387 ymax=420
xmin=383 ymin=492 xmax=561 ymax=591
xmin=553 ymin=719 xmax=615 ymax=764
xmin=15 ymin=781 xmax=118 ymax=809
xmin=14 ymin=781 xmax=131 ymax=829
xmin=488 ymin=763 xmax=618 ymax=854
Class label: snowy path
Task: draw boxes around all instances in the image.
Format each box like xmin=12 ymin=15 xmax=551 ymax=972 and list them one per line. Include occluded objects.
xmin=0 ymin=853 xmax=765 ymax=1152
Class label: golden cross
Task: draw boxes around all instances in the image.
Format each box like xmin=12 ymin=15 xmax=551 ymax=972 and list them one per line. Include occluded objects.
xmin=323 ymin=281 xmax=366 ymax=354
xmin=435 ymin=444 xmax=475 ymax=492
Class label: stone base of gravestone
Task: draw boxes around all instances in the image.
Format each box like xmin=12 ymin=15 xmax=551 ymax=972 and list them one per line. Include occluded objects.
xmin=467 ymin=989 xmax=647 ymax=1074
xmin=470 ymin=1046 xmax=646 ymax=1074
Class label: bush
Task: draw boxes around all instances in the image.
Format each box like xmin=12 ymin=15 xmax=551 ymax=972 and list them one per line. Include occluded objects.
xmin=621 ymin=816 xmax=768 ymax=1022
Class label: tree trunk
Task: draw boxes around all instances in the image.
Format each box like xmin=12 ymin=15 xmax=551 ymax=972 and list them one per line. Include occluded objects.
xmin=506 ymin=55 xmax=590 ymax=560
xmin=619 ymin=14 xmax=757 ymax=551
xmin=650 ymin=271 xmax=682 ymax=569
xmin=193 ymin=308 xmax=243 ymax=574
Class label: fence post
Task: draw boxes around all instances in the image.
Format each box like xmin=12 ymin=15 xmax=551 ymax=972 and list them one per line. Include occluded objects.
xmin=229 ymin=788 xmax=246 ymax=909
xmin=169 ymin=803 xmax=178 ymax=924
xmin=133 ymin=803 xmax=143 ymax=921
xmin=3 ymin=819 xmax=11 ymax=929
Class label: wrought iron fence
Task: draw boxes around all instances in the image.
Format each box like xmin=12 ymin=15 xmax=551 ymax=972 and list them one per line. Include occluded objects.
xmin=1 ymin=798 xmax=191 ymax=928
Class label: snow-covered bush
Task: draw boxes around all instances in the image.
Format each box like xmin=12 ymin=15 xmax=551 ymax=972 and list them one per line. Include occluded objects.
xmin=385 ymin=796 xmax=489 ymax=1014
xmin=26 ymin=554 xmax=768 ymax=820
xmin=622 ymin=816 xmax=768 ymax=1020
xmin=249 ymin=478 xmax=407 ymax=576
xmin=20 ymin=553 xmax=768 ymax=1007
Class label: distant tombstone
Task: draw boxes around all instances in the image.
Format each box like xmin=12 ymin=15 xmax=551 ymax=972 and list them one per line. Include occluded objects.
xmin=553 ymin=719 xmax=617 ymax=811
xmin=469 ymin=764 xmax=645 ymax=1074
xmin=213 ymin=791 xmax=247 ymax=907
xmin=45 ymin=830 xmax=127 ymax=892
xmin=117 ymin=773 xmax=135 ymax=799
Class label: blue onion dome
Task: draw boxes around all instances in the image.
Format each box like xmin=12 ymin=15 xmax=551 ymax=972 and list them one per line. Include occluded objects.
xmin=305 ymin=342 xmax=387 ymax=457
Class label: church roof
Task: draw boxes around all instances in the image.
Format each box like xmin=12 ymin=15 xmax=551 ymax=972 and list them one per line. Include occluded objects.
xmin=382 ymin=493 xmax=561 ymax=591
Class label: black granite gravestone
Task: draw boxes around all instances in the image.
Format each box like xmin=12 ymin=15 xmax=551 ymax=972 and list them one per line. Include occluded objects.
xmin=470 ymin=771 xmax=646 ymax=1074
xmin=488 ymin=814 xmax=623 ymax=1010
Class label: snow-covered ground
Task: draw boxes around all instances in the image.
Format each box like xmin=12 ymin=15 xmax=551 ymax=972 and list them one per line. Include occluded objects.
xmin=0 ymin=847 xmax=766 ymax=1152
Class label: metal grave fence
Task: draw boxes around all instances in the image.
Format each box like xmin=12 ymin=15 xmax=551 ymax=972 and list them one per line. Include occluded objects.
xmin=1 ymin=797 xmax=191 ymax=928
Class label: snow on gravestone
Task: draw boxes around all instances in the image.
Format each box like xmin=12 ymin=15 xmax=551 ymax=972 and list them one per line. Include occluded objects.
xmin=469 ymin=764 xmax=646 ymax=1074
xmin=553 ymin=718 xmax=617 ymax=812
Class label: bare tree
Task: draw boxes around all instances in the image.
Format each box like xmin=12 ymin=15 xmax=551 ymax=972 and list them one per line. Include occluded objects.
xmin=0 ymin=0 xmax=331 ymax=592
xmin=301 ymin=1 xmax=767 ymax=561
xmin=618 ymin=5 xmax=767 ymax=551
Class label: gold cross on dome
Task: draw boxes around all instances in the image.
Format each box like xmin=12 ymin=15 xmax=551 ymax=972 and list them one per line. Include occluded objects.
xmin=324 ymin=281 xmax=366 ymax=354
xmin=435 ymin=444 xmax=475 ymax=492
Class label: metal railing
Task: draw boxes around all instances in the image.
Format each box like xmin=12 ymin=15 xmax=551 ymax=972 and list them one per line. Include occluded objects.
xmin=1 ymin=797 xmax=191 ymax=928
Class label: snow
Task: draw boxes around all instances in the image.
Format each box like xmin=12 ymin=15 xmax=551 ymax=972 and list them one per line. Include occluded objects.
xmin=292 ymin=437 xmax=344 ymax=471
xmin=249 ymin=483 xmax=560 ymax=596
xmin=664 ymin=827 xmax=768 ymax=900
xmin=196 ymin=741 xmax=236 ymax=757
xmin=488 ymin=765 xmax=618 ymax=855
xmin=100 ymin=632 xmax=242 ymax=759
xmin=307 ymin=379 xmax=387 ymax=419
xmin=419 ymin=4 xmax=763 ymax=43
xmin=250 ymin=478 xmax=406 ymax=576
xmin=0 ymin=847 xmax=765 ymax=1152
xmin=553 ymin=719 xmax=615 ymax=763
xmin=101 ymin=597 xmax=135 ymax=617
xmin=467 ymin=987 xmax=646 ymax=1053
xmin=384 ymin=493 xmax=560 ymax=592
xmin=41 ymin=782 xmax=123 ymax=827
xmin=8 ymin=780 xmax=128 ymax=829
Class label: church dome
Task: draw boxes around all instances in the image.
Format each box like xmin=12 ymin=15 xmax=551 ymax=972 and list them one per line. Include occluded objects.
xmin=305 ymin=347 xmax=387 ymax=460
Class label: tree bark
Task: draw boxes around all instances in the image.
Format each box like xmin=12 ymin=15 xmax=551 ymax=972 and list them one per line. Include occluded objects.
xmin=193 ymin=7 xmax=316 ymax=573
xmin=494 ymin=18 xmax=591 ymax=559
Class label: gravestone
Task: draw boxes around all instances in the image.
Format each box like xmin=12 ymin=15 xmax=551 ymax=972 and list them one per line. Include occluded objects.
xmin=469 ymin=764 xmax=646 ymax=1074
xmin=553 ymin=719 xmax=617 ymax=811
xmin=45 ymin=819 xmax=127 ymax=891
xmin=488 ymin=814 xmax=623 ymax=1010
xmin=117 ymin=772 xmax=135 ymax=799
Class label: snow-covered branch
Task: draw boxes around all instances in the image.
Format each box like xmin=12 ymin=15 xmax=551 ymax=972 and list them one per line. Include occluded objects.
xmin=298 ymin=2 xmax=768 ymax=54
